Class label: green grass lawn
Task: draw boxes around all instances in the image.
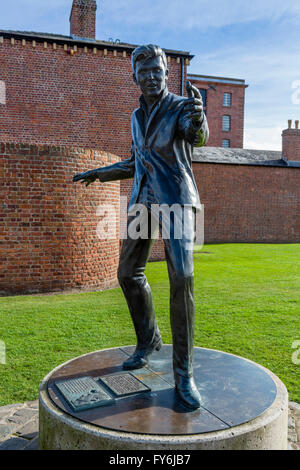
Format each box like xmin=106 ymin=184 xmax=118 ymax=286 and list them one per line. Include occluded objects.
xmin=0 ymin=244 xmax=299 ymax=406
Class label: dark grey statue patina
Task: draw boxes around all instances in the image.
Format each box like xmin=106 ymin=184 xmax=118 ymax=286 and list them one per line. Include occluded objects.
xmin=73 ymin=44 xmax=209 ymax=410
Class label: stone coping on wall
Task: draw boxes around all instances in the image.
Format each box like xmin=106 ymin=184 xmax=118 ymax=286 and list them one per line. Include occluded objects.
xmin=193 ymin=147 xmax=300 ymax=167
xmin=0 ymin=29 xmax=194 ymax=61
xmin=0 ymin=142 xmax=121 ymax=162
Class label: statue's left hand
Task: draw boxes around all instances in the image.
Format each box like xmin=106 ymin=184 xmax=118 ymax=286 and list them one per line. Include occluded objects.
xmin=183 ymin=81 xmax=203 ymax=126
xmin=73 ymin=169 xmax=98 ymax=187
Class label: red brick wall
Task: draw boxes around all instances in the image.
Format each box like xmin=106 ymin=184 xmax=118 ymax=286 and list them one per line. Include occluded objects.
xmin=188 ymin=79 xmax=246 ymax=149
xmin=0 ymin=37 xmax=184 ymax=161
xmin=0 ymin=36 xmax=187 ymax=278
xmin=0 ymin=142 xmax=121 ymax=295
xmin=193 ymin=162 xmax=300 ymax=243
xmin=123 ymin=161 xmax=300 ymax=264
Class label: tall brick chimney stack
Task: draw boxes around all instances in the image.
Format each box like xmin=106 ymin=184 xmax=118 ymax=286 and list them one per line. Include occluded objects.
xmin=70 ymin=0 xmax=97 ymax=39
xmin=282 ymin=120 xmax=300 ymax=161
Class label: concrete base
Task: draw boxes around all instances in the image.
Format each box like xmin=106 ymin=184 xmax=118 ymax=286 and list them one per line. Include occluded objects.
xmin=39 ymin=347 xmax=288 ymax=450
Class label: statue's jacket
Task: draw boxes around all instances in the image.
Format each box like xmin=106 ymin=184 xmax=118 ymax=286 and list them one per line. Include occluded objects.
xmin=96 ymin=88 xmax=209 ymax=210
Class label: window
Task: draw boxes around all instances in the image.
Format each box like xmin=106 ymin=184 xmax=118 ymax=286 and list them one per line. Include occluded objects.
xmin=222 ymin=115 xmax=231 ymax=132
xmin=199 ymin=88 xmax=207 ymax=108
xmin=222 ymin=139 xmax=230 ymax=148
xmin=0 ymin=81 xmax=6 ymax=105
xmin=223 ymin=92 xmax=231 ymax=107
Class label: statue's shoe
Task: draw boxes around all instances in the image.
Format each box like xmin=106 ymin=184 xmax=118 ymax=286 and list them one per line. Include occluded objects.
xmin=122 ymin=336 xmax=163 ymax=370
xmin=175 ymin=375 xmax=201 ymax=410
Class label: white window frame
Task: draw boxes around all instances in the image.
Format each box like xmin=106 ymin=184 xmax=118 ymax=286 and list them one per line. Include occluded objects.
xmin=222 ymin=139 xmax=230 ymax=148
xmin=0 ymin=81 xmax=6 ymax=105
xmin=222 ymin=115 xmax=231 ymax=132
xmin=223 ymin=92 xmax=231 ymax=107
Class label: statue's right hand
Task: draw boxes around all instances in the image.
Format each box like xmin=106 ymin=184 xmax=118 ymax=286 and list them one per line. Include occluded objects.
xmin=73 ymin=169 xmax=98 ymax=187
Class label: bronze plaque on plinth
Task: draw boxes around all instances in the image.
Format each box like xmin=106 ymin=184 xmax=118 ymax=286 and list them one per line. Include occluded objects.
xmin=55 ymin=376 xmax=115 ymax=412
xmin=99 ymin=372 xmax=151 ymax=397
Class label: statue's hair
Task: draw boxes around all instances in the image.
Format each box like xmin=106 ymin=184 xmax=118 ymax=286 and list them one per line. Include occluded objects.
xmin=131 ymin=44 xmax=168 ymax=74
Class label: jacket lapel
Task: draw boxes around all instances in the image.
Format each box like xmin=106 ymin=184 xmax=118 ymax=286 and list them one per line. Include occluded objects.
xmin=132 ymin=107 xmax=146 ymax=142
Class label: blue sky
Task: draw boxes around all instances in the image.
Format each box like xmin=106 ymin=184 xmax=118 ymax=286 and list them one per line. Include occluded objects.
xmin=1 ymin=0 xmax=300 ymax=150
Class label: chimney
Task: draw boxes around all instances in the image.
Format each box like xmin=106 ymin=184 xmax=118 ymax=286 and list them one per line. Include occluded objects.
xmin=282 ymin=120 xmax=300 ymax=161
xmin=70 ymin=0 xmax=97 ymax=39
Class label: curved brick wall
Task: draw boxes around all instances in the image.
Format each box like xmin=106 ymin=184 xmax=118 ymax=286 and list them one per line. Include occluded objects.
xmin=0 ymin=143 xmax=120 ymax=295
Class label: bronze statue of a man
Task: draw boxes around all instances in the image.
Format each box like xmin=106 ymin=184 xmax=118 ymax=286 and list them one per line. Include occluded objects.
xmin=73 ymin=44 xmax=209 ymax=410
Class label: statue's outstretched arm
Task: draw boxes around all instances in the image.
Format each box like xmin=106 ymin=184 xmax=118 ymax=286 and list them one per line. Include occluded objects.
xmin=73 ymin=146 xmax=135 ymax=187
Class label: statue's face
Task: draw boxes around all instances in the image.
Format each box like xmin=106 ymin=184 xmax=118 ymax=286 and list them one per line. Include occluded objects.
xmin=134 ymin=55 xmax=168 ymax=101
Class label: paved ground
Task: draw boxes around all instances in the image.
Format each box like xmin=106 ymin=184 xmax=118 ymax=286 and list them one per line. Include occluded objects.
xmin=0 ymin=400 xmax=299 ymax=450
xmin=0 ymin=400 xmax=39 ymax=450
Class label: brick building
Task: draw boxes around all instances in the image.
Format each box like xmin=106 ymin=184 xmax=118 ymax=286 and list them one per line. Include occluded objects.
xmin=149 ymin=122 xmax=300 ymax=261
xmin=188 ymin=74 xmax=248 ymax=149
xmin=192 ymin=123 xmax=300 ymax=244
xmin=0 ymin=3 xmax=191 ymax=155
xmin=0 ymin=1 xmax=247 ymax=154
xmin=0 ymin=0 xmax=299 ymax=295
xmin=0 ymin=0 xmax=191 ymax=294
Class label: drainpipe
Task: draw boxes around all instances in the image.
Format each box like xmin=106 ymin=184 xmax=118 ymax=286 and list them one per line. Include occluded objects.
xmin=180 ymin=57 xmax=184 ymax=96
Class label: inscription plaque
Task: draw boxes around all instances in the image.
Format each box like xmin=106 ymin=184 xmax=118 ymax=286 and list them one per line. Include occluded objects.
xmin=99 ymin=372 xmax=151 ymax=397
xmin=55 ymin=376 xmax=115 ymax=412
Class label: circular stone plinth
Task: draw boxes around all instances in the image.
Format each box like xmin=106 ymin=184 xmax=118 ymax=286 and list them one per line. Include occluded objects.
xmin=39 ymin=346 xmax=288 ymax=450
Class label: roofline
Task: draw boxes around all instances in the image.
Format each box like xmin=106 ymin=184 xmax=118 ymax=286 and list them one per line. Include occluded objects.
xmin=192 ymin=159 xmax=300 ymax=168
xmin=0 ymin=29 xmax=194 ymax=58
xmin=187 ymin=73 xmax=247 ymax=86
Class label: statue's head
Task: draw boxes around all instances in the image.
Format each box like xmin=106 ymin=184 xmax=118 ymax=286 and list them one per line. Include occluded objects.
xmin=131 ymin=44 xmax=169 ymax=101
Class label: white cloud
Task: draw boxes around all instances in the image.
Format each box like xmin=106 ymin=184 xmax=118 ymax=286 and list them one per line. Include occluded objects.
xmin=244 ymin=126 xmax=284 ymax=151
xmin=0 ymin=0 xmax=70 ymax=34
xmin=291 ymin=81 xmax=300 ymax=105
xmin=3 ymin=1 xmax=300 ymax=37
xmin=100 ymin=0 xmax=300 ymax=30
xmin=189 ymin=40 xmax=300 ymax=148
xmin=189 ymin=43 xmax=299 ymax=83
